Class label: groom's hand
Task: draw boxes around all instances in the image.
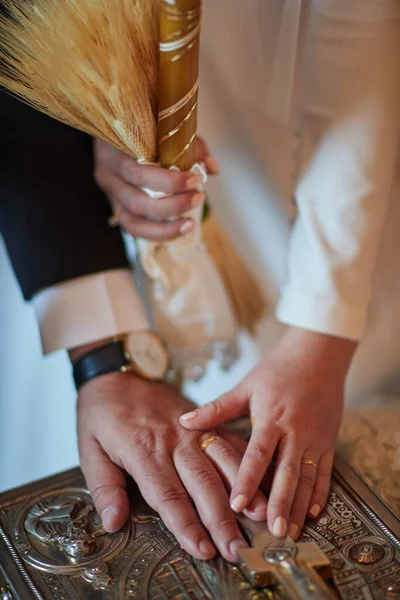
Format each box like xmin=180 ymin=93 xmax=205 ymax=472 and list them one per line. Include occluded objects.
xmin=70 ymin=343 xmax=267 ymax=562
xmin=93 ymin=137 xmax=218 ymax=240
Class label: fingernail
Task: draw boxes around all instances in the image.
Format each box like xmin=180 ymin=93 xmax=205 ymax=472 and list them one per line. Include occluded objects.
xmin=246 ymin=498 xmax=268 ymax=520
xmin=288 ymin=523 xmax=298 ymax=540
xmin=180 ymin=220 xmax=194 ymax=235
xmin=272 ymin=517 xmax=287 ymax=538
xmin=101 ymin=507 xmax=117 ymax=530
xmin=247 ymin=496 xmax=268 ymax=513
xmin=309 ymin=504 xmax=321 ymax=518
xmin=191 ymin=192 xmax=206 ymax=208
xmin=245 ymin=507 xmax=268 ymax=522
xmin=231 ymin=494 xmax=248 ymax=513
xmin=230 ymin=538 xmax=248 ymax=557
xmin=186 ymin=175 xmax=201 ymax=190
xmin=199 ymin=539 xmax=215 ymax=556
xmin=180 ymin=410 xmax=197 ymax=421
xmin=206 ymin=157 xmax=220 ymax=174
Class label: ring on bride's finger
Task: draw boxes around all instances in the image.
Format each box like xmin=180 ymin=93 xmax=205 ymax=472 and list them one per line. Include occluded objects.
xmin=301 ymin=459 xmax=318 ymax=469
xmin=107 ymin=210 xmax=125 ymax=228
xmin=198 ymin=433 xmax=219 ymax=452
xmin=250 ymin=416 xmax=256 ymax=428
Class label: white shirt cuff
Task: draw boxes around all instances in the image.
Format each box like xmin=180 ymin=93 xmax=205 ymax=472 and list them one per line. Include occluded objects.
xmin=276 ymin=287 xmax=367 ymax=341
xmin=32 ymin=269 xmax=149 ymax=354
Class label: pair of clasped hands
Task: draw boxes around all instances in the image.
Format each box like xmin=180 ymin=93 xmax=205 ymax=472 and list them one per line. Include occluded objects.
xmin=74 ymin=138 xmax=356 ymax=563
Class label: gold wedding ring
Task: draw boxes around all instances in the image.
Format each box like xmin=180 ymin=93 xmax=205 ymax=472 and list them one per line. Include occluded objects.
xmin=107 ymin=210 xmax=125 ymax=228
xmin=250 ymin=416 xmax=256 ymax=428
xmin=199 ymin=434 xmax=219 ymax=452
xmin=301 ymin=459 xmax=318 ymax=469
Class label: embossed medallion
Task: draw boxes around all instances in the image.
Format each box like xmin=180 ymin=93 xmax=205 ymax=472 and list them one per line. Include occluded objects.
xmin=348 ymin=540 xmax=386 ymax=566
xmin=12 ymin=487 xmax=129 ymax=579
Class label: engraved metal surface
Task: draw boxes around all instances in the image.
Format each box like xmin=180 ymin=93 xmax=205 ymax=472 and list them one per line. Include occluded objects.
xmin=0 ymin=457 xmax=399 ymax=599
xmin=0 ymin=569 xmax=14 ymax=600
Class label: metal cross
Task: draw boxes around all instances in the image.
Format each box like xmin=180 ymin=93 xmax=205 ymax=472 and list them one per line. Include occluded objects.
xmin=237 ymin=521 xmax=337 ymax=600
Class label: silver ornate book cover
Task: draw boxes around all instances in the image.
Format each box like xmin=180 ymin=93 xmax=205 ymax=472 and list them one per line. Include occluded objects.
xmin=1 ymin=452 xmax=399 ymax=599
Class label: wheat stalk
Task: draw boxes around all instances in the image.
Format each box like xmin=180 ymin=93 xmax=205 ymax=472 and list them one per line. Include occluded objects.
xmin=0 ymin=0 xmax=160 ymax=160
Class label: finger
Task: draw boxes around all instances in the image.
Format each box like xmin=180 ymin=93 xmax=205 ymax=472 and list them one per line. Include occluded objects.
xmin=174 ymin=443 xmax=248 ymax=562
xmin=120 ymin=211 xmax=194 ymax=241
xmin=219 ymin=429 xmax=270 ymax=518
xmin=220 ymin=428 xmax=275 ymax=498
xmin=287 ymin=452 xmax=319 ymax=540
xmin=105 ymin=150 xmax=202 ymax=194
xmin=267 ymin=438 xmax=303 ymax=538
xmin=79 ymin=436 xmax=129 ymax=533
xmin=308 ymin=448 xmax=334 ymax=520
xmin=204 ymin=432 xmax=268 ymax=521
xmin=123 ymin=449 xmax=215 ymax=560
xmin=179 ymin=385 xmax=248 ymax=431
xmin=195 ymin=137 xmax=220 ymax=175
xmin=230 ymin=420 xmax=280 ymax=516
xmin=104 ymin=175 xmax=206 ymax=219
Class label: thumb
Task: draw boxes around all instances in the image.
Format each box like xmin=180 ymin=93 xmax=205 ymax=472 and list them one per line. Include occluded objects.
xmin=80 ymin=436 xmax=129 ymax=533
xmin=179 ymin=385 xmax=248 ymax=430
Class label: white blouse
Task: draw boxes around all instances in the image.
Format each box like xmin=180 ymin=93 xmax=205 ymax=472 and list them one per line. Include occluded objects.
xmin=200 ymin=0 xmax=400 ymax=340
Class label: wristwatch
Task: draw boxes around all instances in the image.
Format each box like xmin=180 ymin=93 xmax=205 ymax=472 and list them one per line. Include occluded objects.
xmin=73 ymin=331 xmax=169 ymax=390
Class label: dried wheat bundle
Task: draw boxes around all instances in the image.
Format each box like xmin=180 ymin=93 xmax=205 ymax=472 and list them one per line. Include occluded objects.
xmin=0 ymin=0 xmax=159 ymax=160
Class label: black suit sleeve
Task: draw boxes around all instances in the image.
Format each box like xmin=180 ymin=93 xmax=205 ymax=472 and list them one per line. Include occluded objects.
xmin=0 ymin=91 xmax=130 ymax=300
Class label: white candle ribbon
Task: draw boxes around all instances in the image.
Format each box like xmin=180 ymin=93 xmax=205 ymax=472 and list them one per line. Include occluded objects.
xmin=136 ymin=162 xmax=238 ymax=380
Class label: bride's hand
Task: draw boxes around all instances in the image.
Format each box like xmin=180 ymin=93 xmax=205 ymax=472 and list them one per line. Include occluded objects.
xmin=180 ymin=327 xmax=357 ymax=540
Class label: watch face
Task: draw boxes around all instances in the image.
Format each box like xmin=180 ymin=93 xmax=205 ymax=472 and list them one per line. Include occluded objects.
xmin=125 ymin=332 xmax=168 ymax=380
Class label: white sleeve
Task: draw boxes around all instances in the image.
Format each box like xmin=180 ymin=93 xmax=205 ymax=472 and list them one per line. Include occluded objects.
xmin=276 ymin=1 xmax=400 ymax=340
xmin=32 ymin=269 xmax=149 ymax=354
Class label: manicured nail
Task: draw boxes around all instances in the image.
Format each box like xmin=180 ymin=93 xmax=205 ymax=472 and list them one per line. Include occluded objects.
xmin=180 ymin=410 xmax=197 ymax=421
xmin=180 ymin=220 xmax=194 ymax=235
xmin=191 ymin=192 xmax=206 ymax=208
xmin=272 ymin=517 xmax=287 ymax=538
xmin=230 ymin=538 xmax=248 ymax=557
xmin=101 ymin=507 xmax=117 ymax=530
xmin=206 ymin=157 xmax=220 ymax=174
xmin=245 ymin=507 xmax=268 ymax=522
xmin=247 ymin=495 xmax=268 ymax=512
xmin=231 ymin=494 xmax=248 ymax=513
xmin=309 ymin=504 xmax=321 ymax=518
xmin=199 ymin=539 xmax=215 ymax=556
xmin=186 ymin=175 xmax=201 ymax=190
xmin=288 ymin=523 xmax=298 ymax=540
xmin=246 ymin=498 xmax=268 ymax=520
